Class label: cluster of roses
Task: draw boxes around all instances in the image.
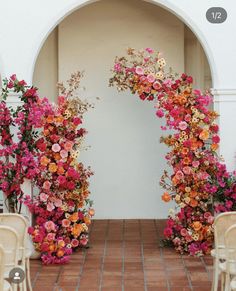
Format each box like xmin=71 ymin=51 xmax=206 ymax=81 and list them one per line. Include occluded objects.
xmin=25 ymin=88 xmax=94 ymax=264
xmin=0 ymin=75 xmax=51 ymax=213
xmin=110 ymin=47 xmax=236 ymax=256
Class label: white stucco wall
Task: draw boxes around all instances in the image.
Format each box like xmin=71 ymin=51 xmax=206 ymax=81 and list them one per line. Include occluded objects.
xmin=0 ymin=0 xmax=236 ymax=214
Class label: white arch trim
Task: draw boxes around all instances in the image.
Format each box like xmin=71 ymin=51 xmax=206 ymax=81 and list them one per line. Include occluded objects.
xmin=29 ymin=0 xmax=217 ymax=87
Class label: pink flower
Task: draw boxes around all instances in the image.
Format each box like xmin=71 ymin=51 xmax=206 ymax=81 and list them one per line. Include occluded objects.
xmin=62 ymin=219 xmax=71 ymax=228
xmin=145 ymin=48 xmax=154 ymax=53
xmin=44 ymin=221 xmax=56 ymax=232
xmin=71 ymin=239 xmax=79 ymax=248
xmin=52 ymin=143 xmax=61 ymax=152
xmin=39 ymin=193 xmax=48 ymax=202
xmin=180 ymin=228 xmax=188 ymax=237
xmin=58 ymin=96 xmax=66 ymax=105
xmin=175 ymin=170 xmax=184 ymax=180
xmin=46 ymin=233 xmax=55 ymax=242
xmin=164 ymin=227 xmax=173 ymax=237
xmin=178 ymin=121 xmax=188 ymax=130
xmin=10 ymin=74 xmax=17 ymax=81
xmin=57 ymin=175 xmax=66 ymax=185
xmin=185 ymin=114 xmax=191 ymax=122
xmin=192 ymin=161 xmax=200 ymax=168
xmin=153 ymin=81 xmax=161 ymax=90
xmin=73 ymin=117 xmax=82 ymax=126
xmin=67 ymin=181 xmax=75 ymax=190
xmin=147 ymin=74 xmax=155 ymax=83
xmin=156 ymin=109 xmax=164 ymax=118
xmin=212 ymin=135 xmax=220 ymax=144
xmin=135 ymin=66 xmax=144 ymax=75
xmin=114 ymin=63 xmax=122 ymax=72
xmin=43 ymin=181 xmax=51 ymax=190
xmin=47 ymin=202 xmax=55 ymax=212
xmin=64 ymin=141 xmax=74 ymax=151
xmin=60 ymin=150 xmax=68 ymax=159
xmin=183 ymin=166 xmax=192 ymax=175
xmin=54 ymin=199 xmax=62 ymax=208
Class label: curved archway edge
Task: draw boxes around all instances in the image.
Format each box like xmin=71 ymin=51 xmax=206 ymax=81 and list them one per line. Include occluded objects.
xmin=29 ymin=0 xmax=217 ymax=87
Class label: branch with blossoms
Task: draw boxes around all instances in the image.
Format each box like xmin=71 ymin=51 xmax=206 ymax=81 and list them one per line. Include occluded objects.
xmin=109 ymin=47 xmax=236 ymax=256
xmin=0 ymin=75 xmax=52 ymax=213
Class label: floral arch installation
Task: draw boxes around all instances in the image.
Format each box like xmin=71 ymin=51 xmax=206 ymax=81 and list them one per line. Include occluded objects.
xmin=109 ymin=48 xmax=235 ymax=255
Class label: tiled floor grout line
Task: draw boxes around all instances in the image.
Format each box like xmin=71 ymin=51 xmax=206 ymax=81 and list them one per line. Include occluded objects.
xmin=54 ymin=265 xmax=63 ymax=290
xmin=122 ymin=219 xmax=125 ymax=291
xmin=31 ymin=262 xmax=42 ymax=289
xmin=98 ymin=219 xmax=110 ymax=291
xmin=200 ymin=257 xmax=212 ymax=281
xmin=139 ymin=219 xmax=148 ymax=291
xmin=154 ymin=219 xmax=171 ymax=291
xmin=76 ymin=220 xmax=95 ymax=291
xmin=180 ymin=255 xmax=194 ymax=291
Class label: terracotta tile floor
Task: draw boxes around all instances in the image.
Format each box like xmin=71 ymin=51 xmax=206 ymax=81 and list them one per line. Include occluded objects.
xmin=30 ymin=220 xmax=214 ymax=291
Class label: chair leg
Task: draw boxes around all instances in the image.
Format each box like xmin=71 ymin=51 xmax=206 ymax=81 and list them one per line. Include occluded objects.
xmin=26 ymin=258 xmax=32 ymax=291
xmin=225 ymin=273 xmax=231 ymax=291
xmin=221 ymin=271 xmax=225 ymax=291
xmin=211 ymin=258 xmax=219 ymax=291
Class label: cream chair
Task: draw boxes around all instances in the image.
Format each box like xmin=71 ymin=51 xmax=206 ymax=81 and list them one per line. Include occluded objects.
xmin=211 ymin=211 xmax=236 ymax=291
xmin=0 ymin=214 xmax=32 ymax=291
xmin=219 ymin=224 xmax=236 ymax=291
xmin=0 ymin=226 xmax=19 ymax=291
xmin=0 ymin=244 xmax=13 ymax=291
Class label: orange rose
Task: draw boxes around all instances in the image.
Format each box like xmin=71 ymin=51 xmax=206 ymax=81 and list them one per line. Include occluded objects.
xmin=54 ymin=153 xmax=61 ymax=160
xmin=57 ymin=249 xmax=65 ymax=257
xmin=192 ymin=221 xmax=202 ymax=231
xmin=57 ymin=166 xmax=65 ymax=175
xmin=190 ymin=199 xmax=198 ymax=208
xmin=181 ymin=147 xmax=189 ymax=155
xmin=88 ymin=208 xmax=95 ymax=217
xmin=161 ymin=192 xmax=171 ymax=202
xmin=40 ymin=156 xmax=50 ymax=166
xmin=183 ymin=157 xmax=191 ymax=165
xmin=55 ymin=116 xmax=64 ymax=124
xmin=43 ymin=129 xmax=50 ymax=136
xmin=211 ymin=143 xmax=219 ymax=151
xmin=71 ymin=224 xmax=83 ymax=238
xmin=49 ymin=244 xmax=56 ymax=252
xmin=189 ymin=191 xmax=198 ymax=198
xmin=46 ymin=115 xmax=54 ymax=123
xmin=84 ymin=216 xmax=91 ymax=225
xmin=69 ymin=212 xmax=79 ymax=223
xmin=48 ymin=163 xmax=58 ymax=173
xmin=199 ymin=129 xmax=209 ymax=141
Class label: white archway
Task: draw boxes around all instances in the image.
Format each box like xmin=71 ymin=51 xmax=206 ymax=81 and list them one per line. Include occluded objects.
xmin=29 ymin=0 xmax=217 ymax=86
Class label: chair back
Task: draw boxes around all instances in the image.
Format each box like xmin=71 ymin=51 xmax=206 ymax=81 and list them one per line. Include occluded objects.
xmin=0 ymin=213 xmax=28 ymax=260
xmin=0 ymin=244 xmax=5 ymax=291
xmin=213 ymin=211 xmax=236 ymax=249
xmin=224 ymin=224 xmax=236 ymax=273
xmin=0 ymin=226 xmax=19 ymax=272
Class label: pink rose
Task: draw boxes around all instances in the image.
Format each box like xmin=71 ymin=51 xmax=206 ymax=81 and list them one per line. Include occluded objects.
xmin=156 ymin=109 xmax=164 ymax=118
xmin=192 ymin=161 xmax=200 ymax=168
xmin=147 ymin=74 xmax=155 ymax=83
xmin=47 ymin=202 xmax=55 ymax=212
xmin=153 ymin=81 xmax=161 ymax=90
xmin=39 ymin=192 xmax=48 ymax=202
xmin=57 ymin=175 xmax=66 ymax=185
xmin=44 ymin=221 xmax=56 ymax=232
xmin=58 ymin=96 xmax=66 ymax=106
xmin=183 ymin=166 xmax=192 ymax=175
xmin=164 ymin=227 xmax=173 ymax=237
xmin=52 ymin=143 xmax=61 ymax=152
xmin=54 ymin=199 xmax=62 ymax=208
xmin=185 ymin=114 xmax=191 ymax=122
xmin=60 ymin=150 xmax=68 ymax=159
xmin=145 ymin=48 xmax=154 ymax=53
xmin=180 ymin=228 xmax=188 ymax=237
xmin=178 ymin=121 xmax=188 ymax=130
xmin=135 ymin=66 xmax=144 ymax=75
xmin=175 ymin=170 xmax=184 ymax=180
xmin=212 ymin=135 xmax=220 ymax=144
xmin=64 ymin=141 xmax=74 ymax=151
xmin=114 ymin=63 xmax=122 ymax=72
xmin=62 ymin=219 xmax=71 ymax=228
xmin=73 ymin=117 xmax=82 ymax=126
xmin=46 ymin=233 xmax=56 ymax=242
xmin=43 ymin=181 xmax=51 ymax=190
xmin=71 ymin=239 xmax=79 ymax=248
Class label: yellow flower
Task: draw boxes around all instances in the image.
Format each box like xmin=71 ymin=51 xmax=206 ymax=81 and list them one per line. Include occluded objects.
xmin=48 ymin=163 xmax=58 ymax=173
xmin=199 ymin=129 xmax=209 ymax=140
xmin=40 ymin=156 xmax=50 ymax=166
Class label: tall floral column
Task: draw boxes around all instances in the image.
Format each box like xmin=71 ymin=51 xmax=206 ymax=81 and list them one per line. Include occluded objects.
xmin=212 ymin=89 xmax=236 ymax=172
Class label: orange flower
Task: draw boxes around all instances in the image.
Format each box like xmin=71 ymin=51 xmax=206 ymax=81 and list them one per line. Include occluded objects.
xmin=84 ymin=216 xmax=91 ymax=225
xmin=46 ymin=115 xmax=54 ymax=123
xmin=88 ymin=208 xmax=95 ymax=217
xmin=57 ymin=166 xmax=65 ymax=175
xmin=40 ymin=156 xmax=50 ymax=166
xmin=211 ymin=143 xmax=219 ymax=151
xmin=199 ymin=129 xmax=209 ymax=141
xmin=69 ymin=212 xmax=79 ymax=223
xmin=49 ymin=244 xmax=56 ymax=252
xmin=54 ymin=153 xmax=61 ymax=160
xmin=43 ymin=129 xmax=50 ymax=136
xmin=181 ymin=147 xmax=189 ymax=155
xmin=190 ymin=199 xmax=198 ymax=208
xmin=161 ymin=192 xmax=171 ymax=202
xmin=71 ymin=224 xmax=83 ymax=238
xmin=189 ymin=191 xmax=198 ymax=198
xmin=54 ymin=116 xmax=64 ymax=124
xmin=192 ymin=221 xmax=202 ymax=231
xmin=183 ymin=157 xmax=191 ymax=165
xmin=56 ymin=249 xmax=65 ymax=257
xmin=48 ymin=163 xmax=58 ymax=173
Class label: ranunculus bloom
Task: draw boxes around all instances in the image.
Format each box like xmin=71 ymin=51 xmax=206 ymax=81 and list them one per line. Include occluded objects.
xmin=161 ymin=192 xmax=171 ymax=202
xmin=52 ymin=143 xmax=61 ymax=152
xmin=147 ymin=74 xmax=155 ymax=83
xmin=175 ymin=170 xmax=184 ymax=180
xmin=183 ymin=166 xmax=192 ymax=175
xmin=164 ymin=227 xmax=173 ymax=237
xmin=178 ymin=121 xmax=188 ymax=130
xmin=60 ymin=150 xmax=68 ymax=159
xmin=57 ymin=175 xmax=66 ymax=185
xmin=40 ymin=192 xmax=48 ymax=202
xmin=43 ymin=181 xmax=51 ymax=190
xmin=54 ymin=199 xmax=62 ymax=208
xmin=156 ymin=109 xmax=164 ymax=118
xmin=192 ymin=161 xmax=200 ymax=168
xmin=73 ymin=117 xmax=82 ymax=126
xmin=135 ymin=66 xmax=144 ymax=75
xmin=64 ymin=141 xmax=74 ymax=151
